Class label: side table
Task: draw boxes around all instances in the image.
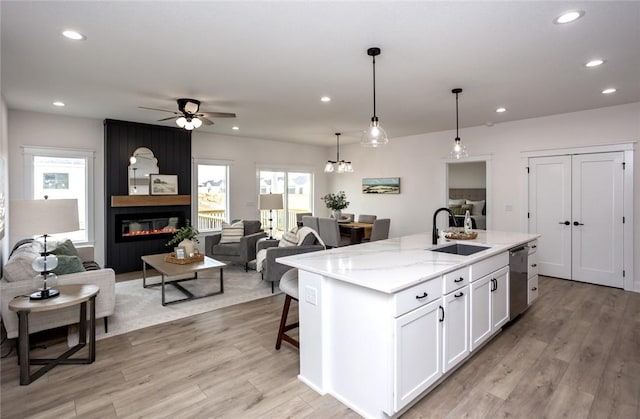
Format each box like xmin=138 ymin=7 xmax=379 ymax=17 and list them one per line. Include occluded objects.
xmin=9 ymin=284 xmax=99 ymax=385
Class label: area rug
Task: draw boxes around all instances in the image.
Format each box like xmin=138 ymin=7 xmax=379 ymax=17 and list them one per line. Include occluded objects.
xmin=69 ymin=265 xmax=278 ymax=345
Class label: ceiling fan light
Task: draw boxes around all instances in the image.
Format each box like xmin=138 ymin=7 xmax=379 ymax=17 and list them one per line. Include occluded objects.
xmin=324 ymin=162 xmax=335 ymax=173
xmin=192 ymin=117 xmax=203 ymax=128
xmin=176 ymin=117 xmax=187 ymax=128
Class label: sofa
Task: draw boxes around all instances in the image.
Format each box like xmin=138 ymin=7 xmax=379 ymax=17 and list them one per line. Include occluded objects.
xmin=1 ymin=241 xmax=116 ymax=339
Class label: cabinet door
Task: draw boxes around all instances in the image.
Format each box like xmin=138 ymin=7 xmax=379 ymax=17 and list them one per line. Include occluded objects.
xmin=394 ymin=299 xmax=442 ymax=412
xmin=442 ymin=285 xmax=469 ymax=373
xmin=491 ymin=266 xmax=510 ymax=331
xmin=470 ymin=275 xmax=492 ymax=352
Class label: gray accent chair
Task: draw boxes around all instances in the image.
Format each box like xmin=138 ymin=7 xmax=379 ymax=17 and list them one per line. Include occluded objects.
xmin=205 ymin=219 xmax=267 ymax=271
xmin=368 ymin=218 xmax=391 ymax=241
xmin=257 ymin=234 xmax=324 ymax=292
xmin=296 ymin=212 xmax=312 ymax=227
xmin=358 ymin=214 xmax=377 ymax=224
xmin=301 ymin=215 xmax=319 ymax=232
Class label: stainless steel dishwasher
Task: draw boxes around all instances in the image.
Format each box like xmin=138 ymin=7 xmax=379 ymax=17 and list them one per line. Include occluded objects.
xmin=509 ymin=245 xmax=529 ymax=319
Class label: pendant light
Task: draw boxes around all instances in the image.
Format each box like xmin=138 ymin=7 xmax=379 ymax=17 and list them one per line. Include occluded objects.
xmin=361 ymin=47 xmax=388 ymax=147
xmin=324 ymin=133 xmax=353 ymax=173
xmin=450 ymin=88 xmax=468 ymax=159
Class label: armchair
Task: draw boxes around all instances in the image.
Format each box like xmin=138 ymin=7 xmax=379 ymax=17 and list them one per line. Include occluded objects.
xmin=205 ymin=220 xmax=267 ymax=271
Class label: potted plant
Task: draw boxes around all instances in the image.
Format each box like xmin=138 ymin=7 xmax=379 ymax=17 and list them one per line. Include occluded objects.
xmin=321 ymin=191 xmax=350 ymax=219
xmin=166 ymin=220 xmax=199 ymax=256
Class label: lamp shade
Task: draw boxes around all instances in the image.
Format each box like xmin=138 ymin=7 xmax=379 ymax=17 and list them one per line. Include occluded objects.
xmin=10 ymin=199 xmax=79 ymax=238
xmin=259 ymin=193 xmax=284 ymax=210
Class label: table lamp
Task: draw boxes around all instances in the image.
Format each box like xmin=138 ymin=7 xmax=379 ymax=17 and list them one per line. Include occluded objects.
xmin=259 ymin=193 xmax=283 ymax=239
xmin=10 ymin=198 xmax=80 ymax=300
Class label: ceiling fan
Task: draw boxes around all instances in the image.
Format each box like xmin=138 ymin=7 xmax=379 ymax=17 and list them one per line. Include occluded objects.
xmin=139 ymin=98 xmax=236 ymax=130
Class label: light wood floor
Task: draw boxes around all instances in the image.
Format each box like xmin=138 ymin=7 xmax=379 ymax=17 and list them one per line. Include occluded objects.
xmin=1 ymin=276 xmax=639 ymax=418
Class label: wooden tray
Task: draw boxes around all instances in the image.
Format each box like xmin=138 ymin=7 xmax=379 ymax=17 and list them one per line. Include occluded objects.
xmin=164 ymin=253 xmax=204 ymax=264
xmin=444 ymin=231 xmax=478 ymax=240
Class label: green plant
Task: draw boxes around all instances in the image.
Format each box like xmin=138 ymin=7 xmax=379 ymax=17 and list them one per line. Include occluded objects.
xmin=321 ymin=191 xmax=350 ymax=211
xmin=166 ymin=220 xmax=200 ymax=247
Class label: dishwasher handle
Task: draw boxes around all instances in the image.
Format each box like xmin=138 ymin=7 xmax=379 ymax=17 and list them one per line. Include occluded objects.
xmin=509 ymin=246 xmax=527 ymax=256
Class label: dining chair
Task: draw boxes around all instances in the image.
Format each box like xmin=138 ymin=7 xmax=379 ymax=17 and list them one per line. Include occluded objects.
xmin=358 ymin=214 xmax=377 ymax=224
xmin=317 ymin=217 xmax=342 ymax=248
xmin=368 ymin=218 xmax=391 ymax=241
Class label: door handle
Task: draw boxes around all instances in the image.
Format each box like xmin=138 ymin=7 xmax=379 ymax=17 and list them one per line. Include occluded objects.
xmin=531 ymin=263 xmax=537 ymax=268
xmin=573 ymin=221 xmax=584 ymax=226
xmin=558 ymin=221 xmax=570 ymax=225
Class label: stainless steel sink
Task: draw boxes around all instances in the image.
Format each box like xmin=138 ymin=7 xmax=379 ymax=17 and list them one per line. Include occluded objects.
xmin=430 ymin=243 xmax=489 ymax=256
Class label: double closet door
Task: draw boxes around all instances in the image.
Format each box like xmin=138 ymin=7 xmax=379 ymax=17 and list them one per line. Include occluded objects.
xmin=528 ymin=152 xmax=624 ymax=288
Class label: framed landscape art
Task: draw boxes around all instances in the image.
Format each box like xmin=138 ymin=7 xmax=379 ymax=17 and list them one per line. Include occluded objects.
xmin=362 ymin=177 xmax=400 ymax=194
xmin=150 ymin=174 xmax=178 ymax=195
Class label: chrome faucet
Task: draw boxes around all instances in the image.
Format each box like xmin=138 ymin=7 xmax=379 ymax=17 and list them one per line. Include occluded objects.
xmin=432 ymin=207 xmax=458 ymax=245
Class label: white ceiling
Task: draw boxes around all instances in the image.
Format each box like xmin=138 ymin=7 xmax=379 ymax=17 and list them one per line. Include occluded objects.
xmin=2 ymin=1 xmax=639 ymax=146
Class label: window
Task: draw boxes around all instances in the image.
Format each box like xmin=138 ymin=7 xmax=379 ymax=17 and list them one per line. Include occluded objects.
xmin=23 ymin=146 xmax=94 ymax=244
xmin=194 ymin=160 xmax=229 ymax=232
xmin=258 ymin=169 xmax=313 ymax=236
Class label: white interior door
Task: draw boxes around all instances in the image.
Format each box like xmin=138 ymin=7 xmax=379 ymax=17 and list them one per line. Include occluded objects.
xmin=528 ymin=155 xmax=572 ymax=279
xmin=571 ymin=152 xmax=624 ymax=288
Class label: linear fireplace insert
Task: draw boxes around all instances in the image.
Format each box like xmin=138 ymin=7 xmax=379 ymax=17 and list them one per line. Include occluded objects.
xmin=115 ymin=211 xmax=185 ymax=243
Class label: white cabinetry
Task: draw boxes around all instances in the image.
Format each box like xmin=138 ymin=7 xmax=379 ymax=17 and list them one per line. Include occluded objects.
xmin=394 ymin=298 xmax=442 ymax=411
xmin=442 ymin=267 xmax=470 ymax=373
xmin=469 ymin=253 xmax=510 ymax=352
xmin=528 ymin=240 xmax=539 ymax=304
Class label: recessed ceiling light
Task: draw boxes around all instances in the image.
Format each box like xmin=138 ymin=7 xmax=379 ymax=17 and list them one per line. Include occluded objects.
xmin=52 ymin=101 xmax=65 ymax=107
xmin=602 ymin=88 xmax=617 ymax=94
xmin=585 ymin=59 xmax=605 ymax=68
xmin=496 ymin=107 xmax=507 ymax=113
xmin=320 ymin=96 xmax=331 ymax=102
xmin=554 ymin=11 xmax=585 ymax=24
xmin=62 ymin=30 xmax=86 ymax=41
xmin=232 ymin=126 xmax=239 ymax=130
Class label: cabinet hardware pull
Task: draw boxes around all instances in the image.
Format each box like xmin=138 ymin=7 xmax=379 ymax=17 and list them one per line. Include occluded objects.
xmin=531 ymin=263 xmax=537 ymax=267
xmin=454 ymin=277 xmax=464 ymax=283
xmin=573 ymin=221 xmax=584 ymax=226
xmin=532 ymin=287 xmax=538 ymax=291
xmin=416 ymin=292 xmax=428 ymax=300
xmin=454 ymin=291 xmax=464 ymax=298
xmin=558 ymin=221 xmax=570 ymax=225
xmin=491 ymin=278 xmax=497 ymax=292
xmin=439 ymin=305 xmax=444 ymax=322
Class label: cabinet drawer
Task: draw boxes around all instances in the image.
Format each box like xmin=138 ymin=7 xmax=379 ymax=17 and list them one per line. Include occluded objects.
xmin=394 ymin=278 xmax=443 ymax=317
xmin=528 ymin=240 xmax=538 ymax=255
xmin=528 ymin=276 xmax=539 ymax=304
xmin=471 ymin=252 xmax=508 ymax=282
xmin=528 ymin=252 xmax=539 ymax=279
xmin=443 ymin=266 xmax=470 ymax=294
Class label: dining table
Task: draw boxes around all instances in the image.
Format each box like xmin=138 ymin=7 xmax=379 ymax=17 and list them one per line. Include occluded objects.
xmin=338 ymin=222 xmax=373 ymax=244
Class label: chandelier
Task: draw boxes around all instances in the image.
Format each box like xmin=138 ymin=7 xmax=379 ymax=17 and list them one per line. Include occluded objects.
xmin=324 ymin=133 xmax=353 ymax=173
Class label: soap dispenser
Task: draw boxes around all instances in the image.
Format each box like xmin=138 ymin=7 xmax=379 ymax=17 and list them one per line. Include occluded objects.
xmin=464 ymin=210 xmax=472 ymax=233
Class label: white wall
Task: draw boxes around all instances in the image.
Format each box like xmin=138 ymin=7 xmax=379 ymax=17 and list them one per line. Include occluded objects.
xmin=329 ymin=102 xmax=640 ymax=290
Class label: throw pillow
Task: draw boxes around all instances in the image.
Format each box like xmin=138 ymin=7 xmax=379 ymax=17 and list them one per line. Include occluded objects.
xmin=51 ymin=239 xmax=79 ymax=257
xmin=466 ymin=200 xmax=485 ymax=216
xmin=449 ymin=198 xmax=465 ymax=206
xmin=278 ymin=231 xmax=298 ymax=247
xmin=52 ymin=255 xmax=86 ymax=275
xmin=219 ymin=221 xmax=245 ymax=243
xmin=3 ymin=246 xmax=39 ymax=282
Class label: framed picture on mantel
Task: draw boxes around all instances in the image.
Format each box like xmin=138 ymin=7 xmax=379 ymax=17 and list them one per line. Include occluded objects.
xmin=150 ymin=174 xmax=178 ymax=195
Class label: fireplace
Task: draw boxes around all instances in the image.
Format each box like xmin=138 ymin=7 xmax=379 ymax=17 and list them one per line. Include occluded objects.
xmin=115 ymin=211 xmax=185 ymax=243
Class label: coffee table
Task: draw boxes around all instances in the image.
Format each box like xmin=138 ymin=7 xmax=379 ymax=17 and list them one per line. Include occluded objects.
xmin=141 ymin=254 xmax=226 ymax=306
xmin=9 ymin=284 xmax=99 ymax=385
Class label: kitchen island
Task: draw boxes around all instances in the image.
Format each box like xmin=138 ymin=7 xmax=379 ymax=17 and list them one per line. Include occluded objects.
xmin=277 ymin=230 xmax=540 ymax=419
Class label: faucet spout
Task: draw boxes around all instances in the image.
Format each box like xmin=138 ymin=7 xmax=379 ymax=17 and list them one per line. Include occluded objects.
xmin=432 ymin=207 xmax=458 ymax=245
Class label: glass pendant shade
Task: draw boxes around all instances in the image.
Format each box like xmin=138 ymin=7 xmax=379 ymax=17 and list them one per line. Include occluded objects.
xmin=324 ymin=161 xmax=335 ymax=173
xmin=361 ymin=117 xmax=388 ymax=147
xmin=450 ymin=138 xmax=468 ymax=159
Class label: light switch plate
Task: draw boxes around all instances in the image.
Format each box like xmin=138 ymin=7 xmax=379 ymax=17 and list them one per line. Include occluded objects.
xmin=305 ymin=286 xmax=318 ymax=305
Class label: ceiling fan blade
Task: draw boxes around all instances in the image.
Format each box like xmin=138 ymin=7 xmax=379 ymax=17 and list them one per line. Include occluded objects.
xmin=200 ymin=111 xmax=236 ymax=118
xmin=157 ymin=116 xmax=177 ymax=121
xmin=139 ymin=106 xmax=179 ymax=114
xmin=199 ymin=116 xmax=215 ymax=125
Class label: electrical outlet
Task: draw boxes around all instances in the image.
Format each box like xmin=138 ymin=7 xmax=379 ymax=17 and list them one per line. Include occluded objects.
xmin=505 ymin=204 xmax=513 ymax=212
xmin=305 ymin=286 xmax=318 ymax=305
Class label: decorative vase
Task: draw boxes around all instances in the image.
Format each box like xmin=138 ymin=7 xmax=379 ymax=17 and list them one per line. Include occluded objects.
xmin=332 ymin=209 xmax=342 ymax=219
xmin=178 ymin=239 xmax=196 ymax=257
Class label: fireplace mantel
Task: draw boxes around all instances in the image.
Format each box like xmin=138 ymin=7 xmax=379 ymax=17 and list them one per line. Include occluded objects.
xmin=111 ymin=195 xmax=191 ymax=207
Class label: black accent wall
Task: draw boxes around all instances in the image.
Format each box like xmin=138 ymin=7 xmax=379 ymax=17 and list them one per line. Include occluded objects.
xmin=104 ymin=119 xmax=192 ymax=273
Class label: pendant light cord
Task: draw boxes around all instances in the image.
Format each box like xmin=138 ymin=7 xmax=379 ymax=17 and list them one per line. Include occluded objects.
xmin=455 ymin=91 xmax=459 ymax=139
xmin=336 ymin=133 xmax=341 ymax=161
xmin=372 ymin=55 xmax=377 ymax=119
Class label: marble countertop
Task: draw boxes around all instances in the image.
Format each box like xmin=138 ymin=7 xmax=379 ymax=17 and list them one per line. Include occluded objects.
xmin=277 ymin=230 xmax=540 ymax=294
